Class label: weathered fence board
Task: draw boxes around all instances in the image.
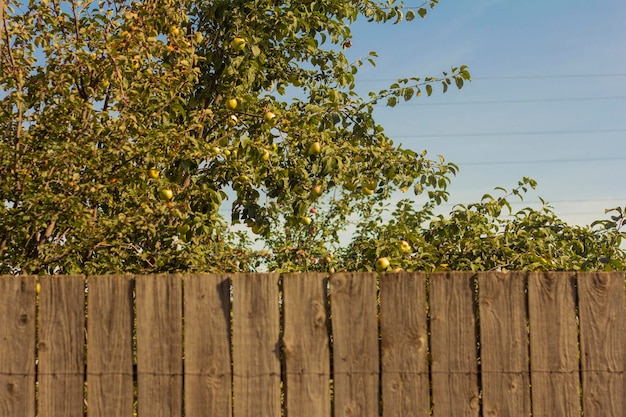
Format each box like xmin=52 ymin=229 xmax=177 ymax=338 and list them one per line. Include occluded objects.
xmin=282 ymin=273 xmax=331 ymax=417
xmin=0 ymin=271 xmax=625 ymax=416
xmin=330 ymin=272 xmax=379 ymax=417
xmin=528 ymin=271 xmax=580 ymax=417
xmin=232 ymin=273 xmax=281 ymax=417
xmin=183 ymin=273 xmax=232 ymax=417
xmin=38 ymin=275 xmax=85 ymax=417
xmin=380 ymin=272 xmax=429 ymax=417
xmin=87 ymin=275 xmax=134 ymax=417
xmin=578 ymin=272 xmax=625 ymax=417
xmin=479 ymin=272 xmax=530 ymax=417
xmin=430 ymin=271 xmax=480 ymax=417
xmin=0 ymin=275 xmax=36 ymax=417
xmin=136 ymin=274 xmax=183 ymax=417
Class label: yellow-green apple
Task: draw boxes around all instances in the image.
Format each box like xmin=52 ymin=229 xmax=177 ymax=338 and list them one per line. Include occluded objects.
xmin=231 ymin=37 xmax=246 ymax=51
xmin=225 ymin=98 xmax=238 ymax=110
xmin=375 ymin=257 xmax=390 ymax=272
xmin=159 ymin=189 xmax=174 ymax=201
xmin=147 ymin=168 xmax=160 ymax=179
xmin=310 ymin=185 xmax=323 ymax=198
xmin=308 ymin=141 xmax=322 ymax=155
xmin=264 ymin=111 xmax=276 ymax=126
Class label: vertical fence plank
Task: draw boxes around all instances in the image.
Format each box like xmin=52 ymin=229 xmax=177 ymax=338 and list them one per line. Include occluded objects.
xmin=232 ymin=273 xmax=281 ymax=417
xmin=184 ymin=274 xmax=232 ymax=417
xmin=136 ymin=274 xmax=183 ymax=417
xmin=87 ymin=275 xmax=134 ymax=417
xmin=38 ymin=275 xmax=85 ymax=417
xmin=578 ymin=272 xmax=625 ymax=417
xmin=430 ymin=272 xmax=480 ymax=417
xmin=478 ymin=272 xmax=531 ymax=417
xmin=283 ymin=273 xmax=331 ymax=417
xmin=0 ymin=276 xmax=36 ymax=417
xmin=330 ymin=272 xmax=379 ymax=417
xmin=380 ymin=272 xmax=429 ymax=417
xmin=528 ymin=272 xmax=581 ymax=417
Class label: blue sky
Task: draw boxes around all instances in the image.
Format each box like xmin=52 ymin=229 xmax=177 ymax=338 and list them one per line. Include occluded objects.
xmin=346 ymin=0 xmax=626 ymax=227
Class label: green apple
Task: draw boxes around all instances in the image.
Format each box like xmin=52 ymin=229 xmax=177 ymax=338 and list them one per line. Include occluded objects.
xmin=262 ymin=150 xmax=270 ymax=161
xmin=263 ymin=111 xmax=276 ymax=126
xmin=300 ymin=216 xmax=312 ymax=226
xmin=375 ymin=257 xmax=390 ymax=272
xmin=159 ymin=189 xmax=173 ymax=201
xmin=308 ymin=141 xmax=322 ymax=155
xmin=147 ymin=168 xmax=160 ymax=179
xmin=310 ymin=185 xmax=323 ymax=198
xmin=399 ymin=240 xmax=411 ymax=253
xmin=225 ymin=98 xmax=238 ymax=110
xmin=231 ymin=37 xmax=246 ymax=51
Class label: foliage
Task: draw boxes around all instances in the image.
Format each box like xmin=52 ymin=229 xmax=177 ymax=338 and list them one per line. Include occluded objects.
xmin=337 ymin=178 xmax=626 ymax=272
xmin=259 ymin=176 xmax=626 ymax=273
xmin=1 ymin=0 xmax=623 ymax=274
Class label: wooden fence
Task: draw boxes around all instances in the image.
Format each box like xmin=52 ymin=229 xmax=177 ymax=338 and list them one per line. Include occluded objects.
xmin=0 ymin=272 xmax=625 ymax=416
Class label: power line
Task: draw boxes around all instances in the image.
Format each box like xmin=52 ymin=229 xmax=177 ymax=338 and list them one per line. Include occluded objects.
xmin=439 ymin=198 xmax=625 ymax=209
xmin=356 ymin=73 xmax=626 ymax=83
xmin=377 ymin=95 xmax=626 ymax=107
xmin=458 ymin=156 xmax=626 ymax=166
xmin=393 ymin=128 xmax=626 ymax=138
xmin=474 ymin=73 xmax=626 ymax=80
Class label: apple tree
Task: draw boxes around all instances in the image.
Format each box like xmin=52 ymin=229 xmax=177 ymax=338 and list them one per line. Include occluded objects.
xmin=0 ymin=0 xmax=470 ymax=274
xmin=334 ymin=179 xmax=626 ymax=272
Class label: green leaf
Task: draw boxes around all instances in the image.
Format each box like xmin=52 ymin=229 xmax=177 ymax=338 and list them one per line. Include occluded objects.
xmin=403 ymin=87 xmax=414 ymax=101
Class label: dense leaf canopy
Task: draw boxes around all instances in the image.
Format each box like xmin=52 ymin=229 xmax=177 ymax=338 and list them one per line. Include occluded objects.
xmin=1 ymin=0 xmax=624 ymax=274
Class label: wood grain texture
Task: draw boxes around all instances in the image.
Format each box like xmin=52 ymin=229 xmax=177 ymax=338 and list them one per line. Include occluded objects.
xmin=0 ymin=275 xmax=36 ymax=417
xmin=232 ymin=273 xmax=281 ymax=417
xmin=136 ymin=274 xmax=183 ymax=417
xmin=380 ymin=272 xmax=429 ymax=417
xmin=577 ymin=272 xmax=625 ymax=417
xmin=430 ymin=272 xmax=480 ymax=417
xmin=38 ymin=275 xmax=85 ymax=417
xmin=183 ymin=274 xmax=232 ymax=417
xmin=86 ymin=275 xmax=134 ymax=417
xmin=478 ymin=272 xmax=530 ymax=417
xmin=329 ymin=272 xmax=379 ymax=417
xmin=282 ymin=273 xmax=331 ymax=417
xmin=528 ymin=272 xmax=580 ymax=417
